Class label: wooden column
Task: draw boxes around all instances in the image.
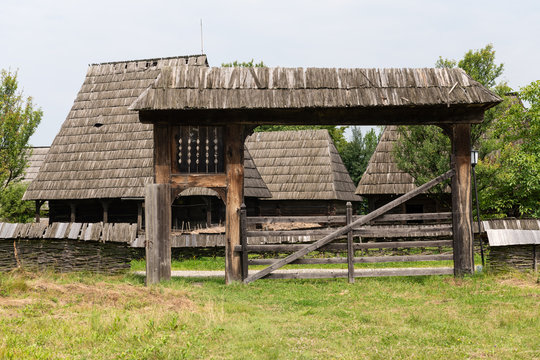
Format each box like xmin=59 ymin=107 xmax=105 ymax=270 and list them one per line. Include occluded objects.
xmin=451 ymin=124 xmax=474 ymax=276
xmin=35 ymin=200 xmax=44 ymax=223
xmin=145 ymin=183 xmax=171 ymax=285
xmin=70 ymin=203 xmax=76 ymax=223
xmin=145 ymin=123 xmax=172 ymax=285
xmin=101 ymin=200 xmax=111 ymax=224
xmin=346 ymin=202 xmax=354 ymax=284
xmin=225 ymin=124 xmax=245 ymax=284
xmin=137 ymin=201 xmax=143 ymax=231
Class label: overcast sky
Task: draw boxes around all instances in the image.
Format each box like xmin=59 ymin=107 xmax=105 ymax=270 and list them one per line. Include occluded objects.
xmin=1 ymin=0 xmax=539 ymax=146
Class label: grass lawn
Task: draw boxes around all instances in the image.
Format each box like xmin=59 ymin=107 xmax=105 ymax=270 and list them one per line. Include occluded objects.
xmin=0 ymin=264 xmax=538 ymax=359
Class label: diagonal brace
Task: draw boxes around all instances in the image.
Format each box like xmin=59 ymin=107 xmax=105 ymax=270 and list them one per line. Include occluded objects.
xmin=244 ymin=169 xmax=455 ymax=284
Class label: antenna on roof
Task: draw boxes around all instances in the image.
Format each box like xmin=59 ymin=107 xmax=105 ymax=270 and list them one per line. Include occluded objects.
xmin=200 ymin=19 xmax=204 ymax=54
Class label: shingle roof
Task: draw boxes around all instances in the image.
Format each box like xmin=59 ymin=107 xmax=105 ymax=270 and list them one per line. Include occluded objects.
xmin=245 ymin=129 xmax=361 ymax=201
xmin=355 ymin=126 xmax=416 ymax=195
xmin=131 ymin=67 xmax=502 ymax=111
xmin=23 ymin=147 xmax=50 ymax=183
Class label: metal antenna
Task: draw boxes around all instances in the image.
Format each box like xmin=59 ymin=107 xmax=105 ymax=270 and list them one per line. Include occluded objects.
xmin=200 ymin=19 xmax=204 ymax=54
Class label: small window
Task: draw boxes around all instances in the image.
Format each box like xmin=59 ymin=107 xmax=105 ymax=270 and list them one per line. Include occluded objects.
xmin=177 ymin=126 xmax=224 ymax=173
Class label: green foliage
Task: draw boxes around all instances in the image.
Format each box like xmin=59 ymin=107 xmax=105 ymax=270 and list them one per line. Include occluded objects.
xmin=0 ymin=182 xmax=35 ymax=222
xmin=476 ymin=81 xmax=540 ymax=217
xmin=340 ymin=127 xmax=379 ymax=185
xmin=221 ymin=59 xmax=266 ymax=68
xmin=0 ymin=69 xmax=42 ymax=189
xmin=393 ymin=125 xmax=451 ymax=194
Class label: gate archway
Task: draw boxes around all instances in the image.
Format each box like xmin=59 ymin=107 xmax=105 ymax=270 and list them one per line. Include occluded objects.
xmin=129 ymin=66 xmax=501 ymax=284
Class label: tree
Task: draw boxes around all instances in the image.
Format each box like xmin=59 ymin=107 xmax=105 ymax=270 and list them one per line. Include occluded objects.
xmin=393 ymin=44 xmax=505 ymax=193
xmin=0 ymin=70 xmax=42 ymax=223
xmin=0 ymin=70 xmax=42 ymax=189
xmin=339 ymin=127 xmax=379 ymax=185
xmin=476 ymin=81 xmax=540 ymax=217
xmin=0 ymin=182 xmax=35 ymax=222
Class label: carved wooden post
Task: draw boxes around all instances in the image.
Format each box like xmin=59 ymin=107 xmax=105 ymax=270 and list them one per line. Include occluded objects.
xmin=225 ymin=124 xmax=245 ymax=283
xmin=35 ymin=200 xmax=44 ymax=223
xmin=240 ymin=203 xmax=248 ymax=281
xmin=145 ymin=183 xmax=171 ymax=285
xmin=451 ymin=124 xmax=474 ymax=276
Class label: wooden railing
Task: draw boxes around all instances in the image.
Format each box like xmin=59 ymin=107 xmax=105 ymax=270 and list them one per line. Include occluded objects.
xmin=238 ymin=170 xmax=455 ymax=283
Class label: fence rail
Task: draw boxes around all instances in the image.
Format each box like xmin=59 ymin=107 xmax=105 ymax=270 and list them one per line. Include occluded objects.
xmin=240 ymin=170 xmax=456 ymax=283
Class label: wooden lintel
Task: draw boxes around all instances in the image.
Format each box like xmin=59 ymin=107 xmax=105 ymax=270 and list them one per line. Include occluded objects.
xmin=170 ymin=174 xmax=227 ymax=188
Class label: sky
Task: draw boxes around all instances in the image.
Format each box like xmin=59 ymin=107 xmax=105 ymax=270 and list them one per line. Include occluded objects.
xmin=1 ymin=0 xmax=539 ymax=146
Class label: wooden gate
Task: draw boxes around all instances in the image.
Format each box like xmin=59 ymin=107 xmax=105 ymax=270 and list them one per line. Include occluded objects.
xmin=239 ymin=170 xmax=455 ymax=283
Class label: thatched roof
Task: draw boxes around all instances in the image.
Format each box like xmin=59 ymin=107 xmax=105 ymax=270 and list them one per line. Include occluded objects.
xmin=245 ymin=129 xmax=361 ymax=201
xmin=23 ymin=55 xmax=267 ymax=201
xmin=23 ymin=147 xmax=50 ymax=183
xmin=356 ymin=126 xmax=416 ymax=195
xmin=131 ymin=67 xmax=501 ymax=118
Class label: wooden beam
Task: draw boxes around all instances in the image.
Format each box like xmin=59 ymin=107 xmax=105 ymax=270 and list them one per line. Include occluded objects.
xmin=236 ymin=240 xmax=453 ymax=253
xmin=35 ymin=200 xmax=44 ymax=223
xmin=170 ymin=174 xmax=227 ymax=188
xmin=244 ymin=170 xmax=454 ymax=283
xmin=145 ymin=183 xmax=171 ymax=285
xmin=249 ymin=254 xmax=453 ymax=265
xmin=225 ymin=124 xmax=245 ymax=283
xmin=346 ymin=202 xmax=354 ymax=283
xmin=451 ymin=124 xmax=474 ymax=276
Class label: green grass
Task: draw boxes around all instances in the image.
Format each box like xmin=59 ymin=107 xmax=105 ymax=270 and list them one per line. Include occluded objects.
xmin=1 ymin=267 xmax=538 ymax=359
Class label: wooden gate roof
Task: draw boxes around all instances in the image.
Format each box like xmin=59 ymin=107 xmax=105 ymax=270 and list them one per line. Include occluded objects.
xmin=131 ymin=66 xmax=501 ymax=125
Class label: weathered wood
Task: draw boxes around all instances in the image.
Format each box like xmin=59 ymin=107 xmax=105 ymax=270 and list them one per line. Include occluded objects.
xmin=352 ymin=225 xmax=452 ymax=238
xmin=534 ymin=245 xmax=538 ymax=273
xmin=262 ymin=267 xmax=454 ymax=279
xmin=249 ymin=254 xmax=453 ymax=265
xmin=240 ymin=203 xmax=248 ymax=280
xmin=246 ymin=212 xmax=452 ymax=226
xmin=137 ymin=201 xmax=143 ymax=232
xmin=225 ymin=124 xmax=245 ymax=283
xmin=346 ymin=202 xmax=354 ymax=283
xmin=246 ymin=229 xmax=337 ymax=237
xmin=145 ymin=183 xmax=171 ymax=285
xmin=70 ymin=203 xmax=76 ymax=223
xmin=154 ymin=123 xmax=171 ymax=184
xmin=451 ymin=124 xmax=474 ymax=276
xmin=237 ymin=240 xmax=453 ymax=253
xmin=170 ymin=174 xmax=227 ymax=188
xmin=244 ymin=170 xmax=454 ymax=283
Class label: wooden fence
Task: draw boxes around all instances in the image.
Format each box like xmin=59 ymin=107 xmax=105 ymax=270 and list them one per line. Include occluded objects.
xmin=238 ymin=170 xmax=456 ymax=283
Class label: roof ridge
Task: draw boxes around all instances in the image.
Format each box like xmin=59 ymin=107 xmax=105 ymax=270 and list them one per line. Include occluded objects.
xmin=90 ymin=54 xmax=207 ymax=66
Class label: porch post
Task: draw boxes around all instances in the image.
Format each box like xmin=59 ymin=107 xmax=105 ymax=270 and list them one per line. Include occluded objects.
xmin=145 ymin=123 xmax=172 ymax=285
xmin=451 ymin=124 xmax=474 ymax=276
xmin=145 ymin=183 xmax=171 ymax=285
xmin=225 ymin=124 xmax=245 ymax=284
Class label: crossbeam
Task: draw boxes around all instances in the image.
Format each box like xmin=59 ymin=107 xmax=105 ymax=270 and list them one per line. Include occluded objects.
xmin=243 ymin=169 xmax=455 ymax=284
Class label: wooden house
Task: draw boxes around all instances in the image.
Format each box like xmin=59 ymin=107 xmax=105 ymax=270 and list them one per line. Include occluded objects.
xmin=245 ymin=129 xmax=361 ymax=216
xmin=22 ymin=55 xmax=270 ymax=229
xmin=356 ymin=126 xmax=450 ymax=215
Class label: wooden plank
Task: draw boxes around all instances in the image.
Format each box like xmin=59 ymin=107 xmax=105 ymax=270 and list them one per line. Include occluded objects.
xmin=372 ymin=212 xmax=452 ymax=222
xmin=145 ymin=183 xmax=172 ymax=285
xmin=237 ymin=240 xmax=453 ymax=253
xmin=263 ymin=267 xmax=454 ymax=279
xmin=243 ymin=212 xmax=452 ymax=225
xmin=353 ymin=225 xmax=452 ymax=238
xmin=244 ymin=170 xmax=454 ymax=283
xmin=240 ymin=204 xmax=248 ymax=280
xmin=246 ymin=215 xmax=346 ymax=225
xmin=170 ymin=174 xmax=227 ymax=188
xmin=68 ymin=223 xmax=83 ymax=239
xmin=249 ymin=254 xmax=452 ymax=265
xmin=246 ymin=229 xmax=336 ymax=237
xmin=346 ymin=202 xmax=354 ymax=283
xmin=451 ymin=124 xmax=474 ymax=276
